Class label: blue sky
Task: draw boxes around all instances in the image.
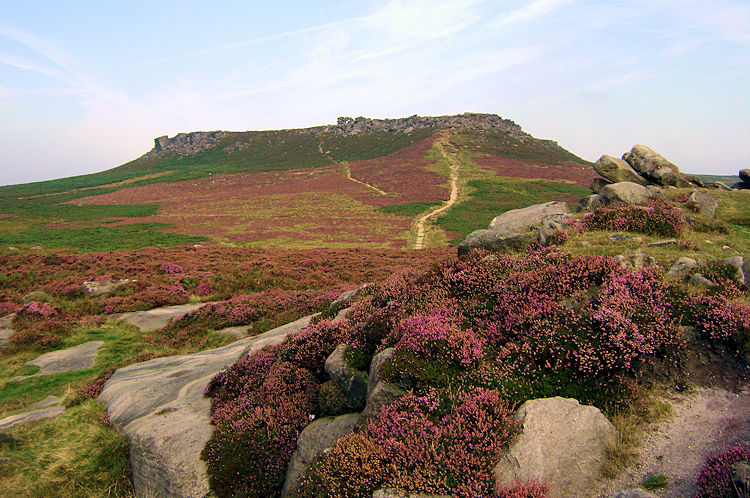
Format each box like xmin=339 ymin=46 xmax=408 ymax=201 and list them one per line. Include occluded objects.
xmin=1 ymin=0 xmax=748 ymax=185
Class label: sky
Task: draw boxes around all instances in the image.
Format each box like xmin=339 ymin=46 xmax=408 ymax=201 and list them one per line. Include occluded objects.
xmin=1 ymin=0 xmax=749 ymax=186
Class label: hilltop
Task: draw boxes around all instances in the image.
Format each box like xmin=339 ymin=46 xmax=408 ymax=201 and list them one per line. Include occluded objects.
xmin=0 ymin=113 xmax=593 ymax=252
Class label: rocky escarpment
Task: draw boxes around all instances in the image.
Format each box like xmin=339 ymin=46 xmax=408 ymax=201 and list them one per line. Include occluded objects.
xmin=142 ymin=113 xmax=541 ymax=157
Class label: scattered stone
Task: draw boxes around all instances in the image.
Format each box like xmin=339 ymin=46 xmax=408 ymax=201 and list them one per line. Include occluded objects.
xmin=606 ymin=489 xmax=658 ymax=498
xmin=599 ymin=182 xmax=655 ymax=206
xmin=590 ymin=177 xmax=613 ymax=193
xmin=20 ymin=291 xmax=54 ymax=304
xmin=609 ymin=233 xmax=643 ymax=244
xmin=458 ymin=230 xmax=529 ymax=256
xmin=730 ymin=461 xmax=750 ymax=497
xmin=722 ymin=256 xmax=750 ymax=286
xmin=7 ymin=246 xmax=18 ymax=251
xmin=593 ymin=155 xmax=649 ymax=185
xmin=666 ymin=257 xmax=699 ymax=280
xmin=577 ymin=194 xmax=603 ymax=211
xmin=99 ymin=312 xmax=319 ymax=498
xmin=324 ymin=344 xmax=368 ymax=403
xmin=494 ymin=397 xmax=617 ymax=498
xmin=11 ymin=341 xmax=104 ymax=382
xmin=281 ymin=413 xmax=360 ymax=497
xmin=31 ymin=395 xmax=62 ymax=409
xmin=740 ymin=169 xmax=750 ymax=185
xmin=647 ymin=239 xmax=679 ymax=247
xmin=82 ymin=279 xmax=134 ymax=297
xmin=622 ymin=145 xmax=690 ymax=187
xmin=619 ymin=250 xmax=647 ymax=269
xmin=112 ymin=302 xmax=208 ymax=332
xmin=0 ymin=432 xmax=24 ymax=444
xmin=689 ymin=274 xmax=715 ymax=288
xmin=30 ymin=245 xmax=42 ymax=250
xmin=0 ymin=406 xmax=65 ymax=429
xmin=489 ymin=201 xmax=569 ymax=233
xmin=684 ymin=190 xmax=719 ymax=218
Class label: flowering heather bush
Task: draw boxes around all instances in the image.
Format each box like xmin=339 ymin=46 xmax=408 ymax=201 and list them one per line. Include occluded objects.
xmin=279 ymin=319 xmax=351 ymax=377
xmin=496 ymin=479 xmax=548 ymax=498
xmin=0 ymin=300 xmax=19 ymax=317
xmin=690 ymin=295 xmax=750 ymax=344
xmin=696 ymin=260 xmax=745 ymax=298
xmin=695 ymin=444 xmax=750 ymax=497
xmin=102 ymin=284 xmax=188 ymax=313
xmin=10 ymin=328 xmax=62 ymax=348
xmin=582 ymin=201 xmax=685 ymax=236
xmin=195 ymin=281 xmax=212 ymax=296
xmin=159 ymin=262 xmax=183 ymax=274
xmin=305 ymin=388 xmax=518 ymax=496
xmin=20 ymin=301 xmax=58 ymax=317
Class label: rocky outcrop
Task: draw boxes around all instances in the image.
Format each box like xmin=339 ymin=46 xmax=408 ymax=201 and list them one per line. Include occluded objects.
xmin=594 ymin=155 xmax=649 ymax=185
xmin=99 ymin=313 xmax=319 ymax=498
xmin=489 ymin=201 xmax=570 ymax=232
xmin=684 ymin=190 xmax=719 ymax=218
xmin=334 ymin=113 xmax=527 ymax=137
xmin=458 ymin=230 xmax=529 ymax=256
xmin=11 ymin=341 xmax=104 ymax=381
xmin=666 ymin=257 xmax=699 ymax=280
xmin=590 ymin=177 xmax=613 ymax=194
xmin=494 ymin=397 xmax=617 ymax=498
xmin=150 ymin=131 xmax=226 ymax=156
xmin=324 ymin=344 xmax=368 ymax=403
xmin=598 ymin=182 xmax=658 ymax=206
xmin=281 ymin=413 xmax=360 ymax=497
xmin=622 ymin=145 xmax=690 ymax=187
xmin=113 ymin=303 xmax=208 ymax=333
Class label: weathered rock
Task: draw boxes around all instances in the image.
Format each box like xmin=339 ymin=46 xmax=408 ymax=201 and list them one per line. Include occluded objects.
xmin=82 ymin=279 xmax=134 ymax=297
xmin=590 ymin=177 xmax=613 ymax=193
xmin=646 ymin=239 xmax=679 ymax=247
xmin=622 ymin=145 xmax=689 ymax=187
xmin=577 ymin=194 xmax=603 ymax=211
xmin=458 ymin=230 xmax=529 ymax=256
xmin=11 ymin=341 xmax=104 ymax=382
xmin=281 ymin=413 xmax=360 ymax=497
xmin=330 ymin=284 xmax=370 ymax=307
xmin=606 ymin=489 xmax=658 ymax=498
xmin=489 ymin=201 xmax=569 ymax=232
xmin=683 ymin=174 xmax=705 ymax=188
xmin=666 ymin=257 xmax=699 ymax=280
xmin=113 ymin=303 xmax=208 ymax=332
xmin=689 ymin=273 xmax=715 ymax=288
xmin=705 ymin=181 xmax=732 ymax=191
xmin=619 ymin=250 xmax=647 ymax=270
xmin=215 ymin=325 xmax=249 ymax=339
xmin=20 ymin=291 xmax=54 ymax=304
xmin=731 ymin=181 xmax=749 ymax=190
xmin=730 ymin=460 xmax=750 ymax=497
xmin=0 ymin=313 xmax=15 ymax=347
xmin=740 ymin=169 xmax=750 ymax=185
xmin=684 ymin=190 xmax=719 ymax=218
xmin=31 ymin=395 xmax=62 ymax=409
xmin=723 ymin=256 xmax=750 ymax=286
xmin=599 ymin=182 xmax=655 ymax=206
xmin=368 ymin=348 xmax=396 ymax=401
xmin=359 ymin=381 xmax=407 ymax=427
xmin=494 ymin=397 xmax=617 ymax=498
xmin=0 ymin=406 xmax=65 ymax=429
xmin=609 ymin=233 xmax=643 ymax=244
xmin=593 ymin=155 xmax=649 ymax=185
xmin=99 ymin=313 xmax=319 ymax=498
xmin=333 ymin=307 xmax=352 ymax=323
xmin=324 ymin=344 xmax=368 ymax=403
xmin=535 ymin=227 xmax=559 ymax=246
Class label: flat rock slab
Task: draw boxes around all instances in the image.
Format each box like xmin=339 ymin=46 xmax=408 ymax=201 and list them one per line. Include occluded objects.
xmin=31 ymin=395 xmax=62 ymax=409
xmin=100 ymin=313 xmax=319 ymax=498
xmin=0 ymin=406 xmax=65 ymax=429
xmin=215 ymin=325 xmax=249 ymax=339
xmin=12 ymin=341 xmax=104 ymax=381
xmin=113 ymin=303 xmax=208 ymax=332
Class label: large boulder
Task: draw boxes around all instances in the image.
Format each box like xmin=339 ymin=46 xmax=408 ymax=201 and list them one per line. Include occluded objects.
xmin=622 ymin=145 xmax=690 ymax=187
xmin=489 ymin=201 xmax=569 ymax=232
xmin=494 ymin=397 xmax=617 ymax=498
xmin=99 ymin=313 xmax=319 ymax=498
xmin=590 ymin=177 xmax=613 ymax=194
xmin=458 ymin=230 xmax=529 ymax=256
xmin=684 ymin=190 xmax=719 ymax=218
xmin=598 ymin=182 xmax=656 ymax=206
xmin=324 ymin=344 xmax=368 ymax=403
xmin=577 ymin=194 xmax=603 ymax=212
xmin=593 ymin=155 xmax=649 ymax=185
xmin=280 ymin=413 xmax=360 ymax=497
xmin=740 ymin=169 xmax=750 ymax=186
xmin=666 ymin=257 xmax=699 ymax=280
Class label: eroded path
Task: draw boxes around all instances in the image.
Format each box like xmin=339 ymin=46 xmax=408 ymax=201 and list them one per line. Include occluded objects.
xmin=413 ymin=131 xmax=459 ymax=249
xmin=342 ymin=161 xmax=388 ymax=196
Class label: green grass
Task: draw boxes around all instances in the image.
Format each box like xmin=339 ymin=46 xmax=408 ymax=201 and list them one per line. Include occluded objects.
xmin=376 ymin=201 xmax=442 ymax=217
xmin=322 ymin=128 xmax=434 ymax=162
xmin=436 ymin=177 xmax=589 ymax=242
xmin=0 ymin=400 xmax=133 ymax=497
xmin=641 ymin=473 xmax=669 ymax=490
xmin=5 ymin=203 xmax=158 ymax=221
xmin=451 ymin=129 xmax=589 ymax=165
xmin=0 ymin=222 xmax=206 ymax=252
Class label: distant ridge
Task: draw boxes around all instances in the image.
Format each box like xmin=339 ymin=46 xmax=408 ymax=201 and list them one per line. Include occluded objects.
xmin=145 ymin=112 xmax=549 ymax=158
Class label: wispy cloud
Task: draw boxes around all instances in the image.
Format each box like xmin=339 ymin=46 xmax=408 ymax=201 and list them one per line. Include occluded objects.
xmin=491 ymin=0 xmax=572 ymax=27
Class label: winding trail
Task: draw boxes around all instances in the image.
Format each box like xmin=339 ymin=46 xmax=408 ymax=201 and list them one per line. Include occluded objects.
xmin=341 ymin=162 xmax=388 ymax=196
xmin=413 ymin=131 xmax=459 ymax=250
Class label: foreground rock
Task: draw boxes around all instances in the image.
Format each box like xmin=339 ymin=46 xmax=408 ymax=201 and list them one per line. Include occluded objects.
xmin=458 ymin=230 xmax=529 ymax=256
xmin=489 ymin=201 xmax=569 ymax=232
xmin=0 ymin=313 xmax=15 ymax=347
xmin=594 ymin=155 xmax=649 ymax=185
xmin=99 ymin=313 xmax=319 ymax=498
xmin=325 ymin=344 xmax=368 ymax=403
xmin=11 ymin=341 xmax=104 ymax=381
xmin=281 ymin=413 xmax=360 ymax=497
xmin=113 ymin=303 xmax=207 ymax=332
xmin=622 ymin=145 xmax=690 ymax=187
xmin=494 ymin=397 xmax=617 ymax=498
xmin=0 ymin=406 xmax=65 ymax=429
